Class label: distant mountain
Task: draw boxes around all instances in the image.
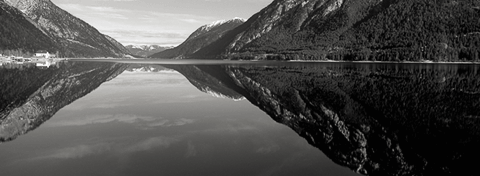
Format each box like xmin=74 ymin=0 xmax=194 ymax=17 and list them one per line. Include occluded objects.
xmin=125 ymin=64 xmax=174 ymax=72
xmin=125 ymin=45 xmax=173 ymax=58
xmin=0 ymin=1 xmax=59 ymax=54
xmin=192 ymin=0 xmax=480 ymax=61
xmin=4 ymin=0 xmax=128 ymax=57
xmin=150 ymin=18 xmax=245 ymax=59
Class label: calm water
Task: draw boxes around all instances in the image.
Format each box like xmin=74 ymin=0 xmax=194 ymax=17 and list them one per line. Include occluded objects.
xmin=1 ymin=61 xmax=480 ymax=176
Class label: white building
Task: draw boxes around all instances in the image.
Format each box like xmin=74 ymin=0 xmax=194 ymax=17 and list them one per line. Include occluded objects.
xmin=35 ymin=50 xmax=51 ymax=58
xmin=36 ymin=60 xmax=53 ymax=68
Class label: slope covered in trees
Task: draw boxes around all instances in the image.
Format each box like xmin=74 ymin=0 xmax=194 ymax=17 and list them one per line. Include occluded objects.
xmin=191 ymin=0 xmax=480 ymax=61
xmin=3 ymin=0 xmax=129 ymax=57
xmin=0 ymin=1 xmax=58 ymax=55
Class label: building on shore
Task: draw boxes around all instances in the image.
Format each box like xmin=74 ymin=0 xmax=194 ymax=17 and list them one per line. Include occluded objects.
xmin=35 ymin=50 xmax=56 ymax=58
xmin=36 ymin=59 xmax=57 ymax=68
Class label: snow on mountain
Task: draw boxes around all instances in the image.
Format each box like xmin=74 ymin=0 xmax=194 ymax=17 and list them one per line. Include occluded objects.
xmin=125 ymin=45 xmax=173 ymax=57
xmin=150 ymin=17 xmax=245 ymax=59
xmin=200 ymin=17 xmax=246 ymax=32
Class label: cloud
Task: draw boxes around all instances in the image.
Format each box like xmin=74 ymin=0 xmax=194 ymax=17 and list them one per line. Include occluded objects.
xmin=55 ymin=3 xmax=219 ymax=46
xmin=202 ymin=123 xmax=258 ymax=134
xmin=184 ymin=141 xmax=197 ymax=158
xmin=101 ymin=30 xmax=189 ymax=46
xmin=141 ymin=118 xmax=196 ymax=130
xmin=46 ymin=114 xmax=196 ymax=130
xmin=45 ymin=114 xmax=158 ymax=127
xmin=122 ymin=137 xmax=180 ymax=153
xmin=35 ymin=143 xmax=112 ymax=159
xmin=90 ymin=103 xmax=130 ymax=109
xmin=256 ymin=144 xmax=280 ymax=154
xmin=32 ymin=136 xmax=181 ymax=160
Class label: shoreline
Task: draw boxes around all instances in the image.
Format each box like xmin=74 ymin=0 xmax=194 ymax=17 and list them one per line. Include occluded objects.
xmin=67 ymin=58 xmax=480 ymax=65
xmin=286 ymin=59 xmax=480 ymax=64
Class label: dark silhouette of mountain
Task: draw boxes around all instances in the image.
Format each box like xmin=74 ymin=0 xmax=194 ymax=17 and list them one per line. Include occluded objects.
xmin=0 ymin=62 xmax=127 ymax=142
xmin=165 ymin=65 xmax=245 ymax=101
xmin=4 ymin=0 xmax=128 ymax=57
xmin=0 ymin=0 xmax=59 ymax=54
xmin=192 ymin=0 xmax=480 ymax=61
xmin=166 ymin=63 xmax=480 ymax=175
xmin=126 ymin=45 xmax=173 ymax=58
xmin=150 ymin=18 xmax=245 ymax=59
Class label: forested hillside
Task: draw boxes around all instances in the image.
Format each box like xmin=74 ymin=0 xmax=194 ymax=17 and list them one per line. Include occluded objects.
xmin=3 ymin=0 xmax=129 ymax=58
xmin=0 ymin=1 xmax=58 ymax=55
xmin=192 ymin=0 xmax=480 ymax=62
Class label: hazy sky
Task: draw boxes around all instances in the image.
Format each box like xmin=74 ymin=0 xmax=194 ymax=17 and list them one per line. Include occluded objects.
xmin=51 ymin=0 xmax=272 ymax=46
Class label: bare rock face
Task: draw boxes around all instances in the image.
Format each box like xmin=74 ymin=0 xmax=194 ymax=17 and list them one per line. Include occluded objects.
xmin=4 ymin=0 xmax=129 ymax=57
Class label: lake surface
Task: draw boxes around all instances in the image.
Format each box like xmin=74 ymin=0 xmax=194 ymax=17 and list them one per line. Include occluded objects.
xmin=1 ymin=61 xmax=480 ymax=176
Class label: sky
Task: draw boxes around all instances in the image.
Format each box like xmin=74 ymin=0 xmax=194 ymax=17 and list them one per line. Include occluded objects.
xmin=51 ymin=0 xmax=272 ymax=46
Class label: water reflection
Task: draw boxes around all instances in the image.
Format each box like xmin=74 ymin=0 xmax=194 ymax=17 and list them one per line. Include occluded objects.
xmin=0 ymin=62 xmax=127 ymax=142
xmin=166 ymin=63 xmax=480 ymax=176
xmin=1 ymin=62 xmax=480 ymax=175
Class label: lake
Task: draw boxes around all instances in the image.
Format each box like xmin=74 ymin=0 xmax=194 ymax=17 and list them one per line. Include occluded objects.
xmin=1 ymin=61 xmax=480 ymax=176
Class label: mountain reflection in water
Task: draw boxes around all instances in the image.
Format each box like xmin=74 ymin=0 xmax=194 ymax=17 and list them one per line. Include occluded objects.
xmin=1 ymin=62 xmax=480 ymax=176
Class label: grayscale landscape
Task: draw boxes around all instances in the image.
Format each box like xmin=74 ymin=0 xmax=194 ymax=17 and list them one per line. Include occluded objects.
xmin=1 ymin=0 xmax=480 ymax=176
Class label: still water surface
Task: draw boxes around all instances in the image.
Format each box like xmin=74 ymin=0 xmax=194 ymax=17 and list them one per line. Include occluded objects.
xmin=1 ymin=61 xmax=480 ymax=176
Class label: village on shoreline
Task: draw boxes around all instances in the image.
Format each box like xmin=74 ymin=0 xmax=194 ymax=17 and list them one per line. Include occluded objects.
xmin=0 ymin=50 xmax=66 ymax=69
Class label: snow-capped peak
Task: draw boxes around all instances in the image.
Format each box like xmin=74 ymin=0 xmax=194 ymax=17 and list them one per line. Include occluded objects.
xmin=127 ymin=45 xmax=173 ymax=51
xmin=200 ymin=17 xmax=246 ymax=31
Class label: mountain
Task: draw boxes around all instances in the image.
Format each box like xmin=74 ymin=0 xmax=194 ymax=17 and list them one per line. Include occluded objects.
xmin=0 ymin=0 xmax=59 ymax=55
xmin=0 ymin=62 xmax=127 ymax=142
xmin=126 ymin=45 xmax=173 ymax=58
xmin=165 ymin=64 xmax=480 ymax=175
xmin=125 ymin=64 xmax=174 ymax=72
xmin=150 ymin=18 xmax=245 ymax=59
xmin=192 ymin=0 xmax=480 ymax=61
xmin=104 ymin=35 xmax=131 ymax=55
xmin=226 ymin=65 xmax=480 ymax=175
xmin=165 ymin=65 xmax=245 ymax=101
xmin=4 ymin=0 xmax=128 ymax=57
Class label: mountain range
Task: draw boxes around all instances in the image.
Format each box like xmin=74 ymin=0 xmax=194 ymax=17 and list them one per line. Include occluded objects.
xmin=1 ymin=0 xmax=129 ymax=57
xmin=150 ymin=18 xmax=245 ymax=59
xmin=126 ymin=45 xmax=173 ymax=58
xmin=150 ymin=0 xmax=480 ymax=62
xmin=2 ymin=0 xmax=480 ymax=61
